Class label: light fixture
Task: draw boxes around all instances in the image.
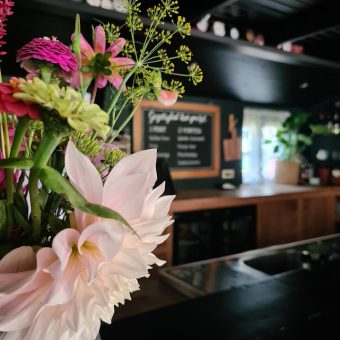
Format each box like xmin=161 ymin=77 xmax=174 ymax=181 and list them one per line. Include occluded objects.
xmin=299 ymin=82 xmax=309 ymax=89
xmin=230 ymin=27 xmax=240 ymax=40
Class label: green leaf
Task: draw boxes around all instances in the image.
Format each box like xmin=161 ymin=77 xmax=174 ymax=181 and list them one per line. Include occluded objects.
xmin=0 ymin=200 xmax=8 ymax=241
xmin=13 ymin=192 xmax=28 ymax=217
xmin=310 ymin=124 xmax=331 ymax=136
xmin=273 ymin=145 xmax=279 ymax=153
xmin=47 ymin=214 xmax=66 ymax=234
xmin=0 ymin=158 xmax=34 ymax=169
xmin=39 ymin=166 xmax=137 ymax=235
xmin=297 ymin=134 xmax=312 ymax=145
xmin=263 ymin=139 xmax=272 ymax=144
xmin=12 ymin=206 xmax=32 ymax=234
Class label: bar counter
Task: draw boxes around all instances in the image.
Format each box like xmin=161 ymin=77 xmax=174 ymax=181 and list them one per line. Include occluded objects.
xmin=157 ymin=184 xmax=340 ymax=265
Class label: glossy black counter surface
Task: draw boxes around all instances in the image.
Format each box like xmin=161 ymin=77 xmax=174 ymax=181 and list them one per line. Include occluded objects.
xmin=100 ymin=259 xmax=340 ymax=340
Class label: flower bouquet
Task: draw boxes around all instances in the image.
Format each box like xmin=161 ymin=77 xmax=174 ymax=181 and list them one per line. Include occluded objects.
xmin=0 ymin=1 xmax=202 ymax=338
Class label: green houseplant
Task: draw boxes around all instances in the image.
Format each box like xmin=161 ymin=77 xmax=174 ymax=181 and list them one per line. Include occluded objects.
xmin=266 ymin=112 xmax=330 ymax=184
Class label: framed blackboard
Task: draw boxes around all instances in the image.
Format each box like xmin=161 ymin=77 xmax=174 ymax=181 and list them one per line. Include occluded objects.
xmin=133 ymin=100 xmax=220 ymax=179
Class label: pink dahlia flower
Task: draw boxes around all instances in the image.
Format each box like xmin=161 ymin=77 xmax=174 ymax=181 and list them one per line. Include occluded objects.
xmin=0 ymin=142 xmax=174 ymax=340
xmin=16 ymin=37 xmax=78 ymax=81
xmin=71 ymin=25 xmax=134 ymax=89
xmin=0 ymin=78 xmax=40 ymax=119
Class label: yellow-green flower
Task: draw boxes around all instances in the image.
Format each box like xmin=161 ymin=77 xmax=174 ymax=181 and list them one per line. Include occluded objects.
xmin=14 ymin=78 xmax=110 ymax=138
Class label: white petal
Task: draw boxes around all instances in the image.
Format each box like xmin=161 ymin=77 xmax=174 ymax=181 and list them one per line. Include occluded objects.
xmin=0 ymin=247 xmax=36 ymax=274
xmin=103 ymin=173 xmax=148 ymax=221
xmin=78 ymin=221 xmax=123 ymax=261
xmin=104 ymin=149 xmax=157 ymax=194
xmin=52 ymin=228 xmax=80 ymax=271
xmin=65 ymin=141 xmax=103 ymax=205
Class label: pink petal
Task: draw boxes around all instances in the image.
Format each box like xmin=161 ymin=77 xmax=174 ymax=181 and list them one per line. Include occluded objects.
xmin=46 ymin=257 xmax=82 ymax=306
xmin=94 ymin=25 xmax=106 ymax=54
xmin=112 ymin=57 xmax=135 ymax=70
xmin=20 ymin=60 xmax=38 ymax=73
xmin=107 ymin=38 xmax=126 ymax=58
xmin=109 ymin=248 xmax=148 ymax=279
xmin=65 ymin=141 xmax=103 ymax=206
xmin=157 ymin=90 xmax=178 ymax=106
xmin=97 ymin=75 xmax=108 ymax=89
xmin=104 ymin=149 xmax=157 ymax=193
xmin=140 ymin=182 xmax=165 ymax=220
xmin=51 ymin=228 xmax=80 ymax=270
xmin=154 ymin=195 xmax=175 ymax=218
xmin=103 ymin=173 xmax=148 ymax=221
xmin=0 ymin=247 xmax=36 ymax=274
xmin=78 ymin=221 xmax=123 ymax=262
xmin=107 ymin=72 xmax=124 ymax=90
xmin=71 ymin=33 xmax=94 ymax=60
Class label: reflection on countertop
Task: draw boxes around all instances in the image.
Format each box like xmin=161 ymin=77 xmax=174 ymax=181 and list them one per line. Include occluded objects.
xmin=160 ymin=233 xmax=340 ymax=297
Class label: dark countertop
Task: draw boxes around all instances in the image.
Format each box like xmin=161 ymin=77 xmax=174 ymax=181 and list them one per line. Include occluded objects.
xmin=100 ymin=249 xmax=340 ymax=339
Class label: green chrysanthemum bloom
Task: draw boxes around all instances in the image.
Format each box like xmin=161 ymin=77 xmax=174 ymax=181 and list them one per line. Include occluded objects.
xmin=14 ymin=78 xmax=110 ymax=138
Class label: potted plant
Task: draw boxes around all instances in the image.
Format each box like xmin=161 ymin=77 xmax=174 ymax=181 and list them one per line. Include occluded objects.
xmin=266 ymin=112 xmax=329 ymax=185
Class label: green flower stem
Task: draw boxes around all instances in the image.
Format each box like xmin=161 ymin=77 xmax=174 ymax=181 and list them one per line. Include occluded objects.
xmin=0 ymin=115 xmax=6 ymax=156
xmin=107 ymin=98 xmax=141 ymax=144
xmin=6 ymin=118 xmax=29 ymax=240
xmin=106 ymin=64 xmax=139 ymax=119
xmin=2 ymin=114 xmax=11 ymax=158
xmin=29 ymin=131 xmax=62 ymax=243
xmin=91 ymin=78 xmax=99 ymax=104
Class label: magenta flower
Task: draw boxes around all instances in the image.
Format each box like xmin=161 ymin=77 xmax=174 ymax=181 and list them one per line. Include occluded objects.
xmin=72 ymin=25 xmax=134 ymax=89
xmin=0 ymin=0 xmax=14 ymax=56
xmin=16 ymin=37 xmax=78 ymax=81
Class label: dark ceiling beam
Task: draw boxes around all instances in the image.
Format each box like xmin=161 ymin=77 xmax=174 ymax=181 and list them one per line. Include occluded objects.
xmin=267 ymin=1 xmax=340 ymax=45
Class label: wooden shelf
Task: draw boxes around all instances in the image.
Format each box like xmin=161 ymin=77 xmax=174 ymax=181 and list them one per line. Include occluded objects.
xmin=9 ymin=0 xmax=340 ymax=105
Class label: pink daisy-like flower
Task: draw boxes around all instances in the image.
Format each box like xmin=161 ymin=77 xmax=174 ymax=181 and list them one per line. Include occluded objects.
xmin=0 ymin=77 xmax=40 ymax=120
xmin=0 ymin=142 xmax=174 ymax=339
xmin=0 ymin=0 xmax=14 ymax=56
xmin=16 ymin=37 xmax=78 ymax=81
xmin=72 ymin=25 xmax=134 ymax=90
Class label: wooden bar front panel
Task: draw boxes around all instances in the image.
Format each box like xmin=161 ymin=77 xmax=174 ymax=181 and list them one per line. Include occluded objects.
xmin=257 ymin=200 xmax=299 ymax=248
xmin=300 ymin=196 xmax=336 ymax=239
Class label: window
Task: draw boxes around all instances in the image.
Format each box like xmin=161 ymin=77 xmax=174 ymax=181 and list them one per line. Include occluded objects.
xmin=242 ymin=108 xmax=290 ymax=184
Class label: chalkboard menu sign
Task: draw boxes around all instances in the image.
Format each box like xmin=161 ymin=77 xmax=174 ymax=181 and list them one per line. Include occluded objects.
xmin=133 ymin=100 xmax=220 ymax=179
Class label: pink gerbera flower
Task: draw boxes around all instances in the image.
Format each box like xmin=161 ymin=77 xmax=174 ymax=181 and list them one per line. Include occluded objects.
xmin=72 ymin=25 xmax=134 ymax=90
xmin=0 ymin=77 xmax=40 ymax=120
xmin=16 ymin=37 xmax=78 ymax=81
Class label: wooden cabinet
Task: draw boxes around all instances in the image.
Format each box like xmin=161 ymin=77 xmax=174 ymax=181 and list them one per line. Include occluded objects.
xmin=256 ymin=194 xmax=336 ymax=248
xmin=300 ymin=196 xmax=336 ymax=240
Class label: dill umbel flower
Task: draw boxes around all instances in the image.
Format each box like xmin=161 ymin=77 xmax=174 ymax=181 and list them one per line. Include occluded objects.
xmin=0 ymin=0 xmax=14 ymax=56
xmin=16 ymin=37 xmax=78 ymax=81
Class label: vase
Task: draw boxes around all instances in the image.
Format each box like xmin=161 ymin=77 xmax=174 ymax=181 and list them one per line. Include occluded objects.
xmin=274 ymin=160 xmax=300 ymax=185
